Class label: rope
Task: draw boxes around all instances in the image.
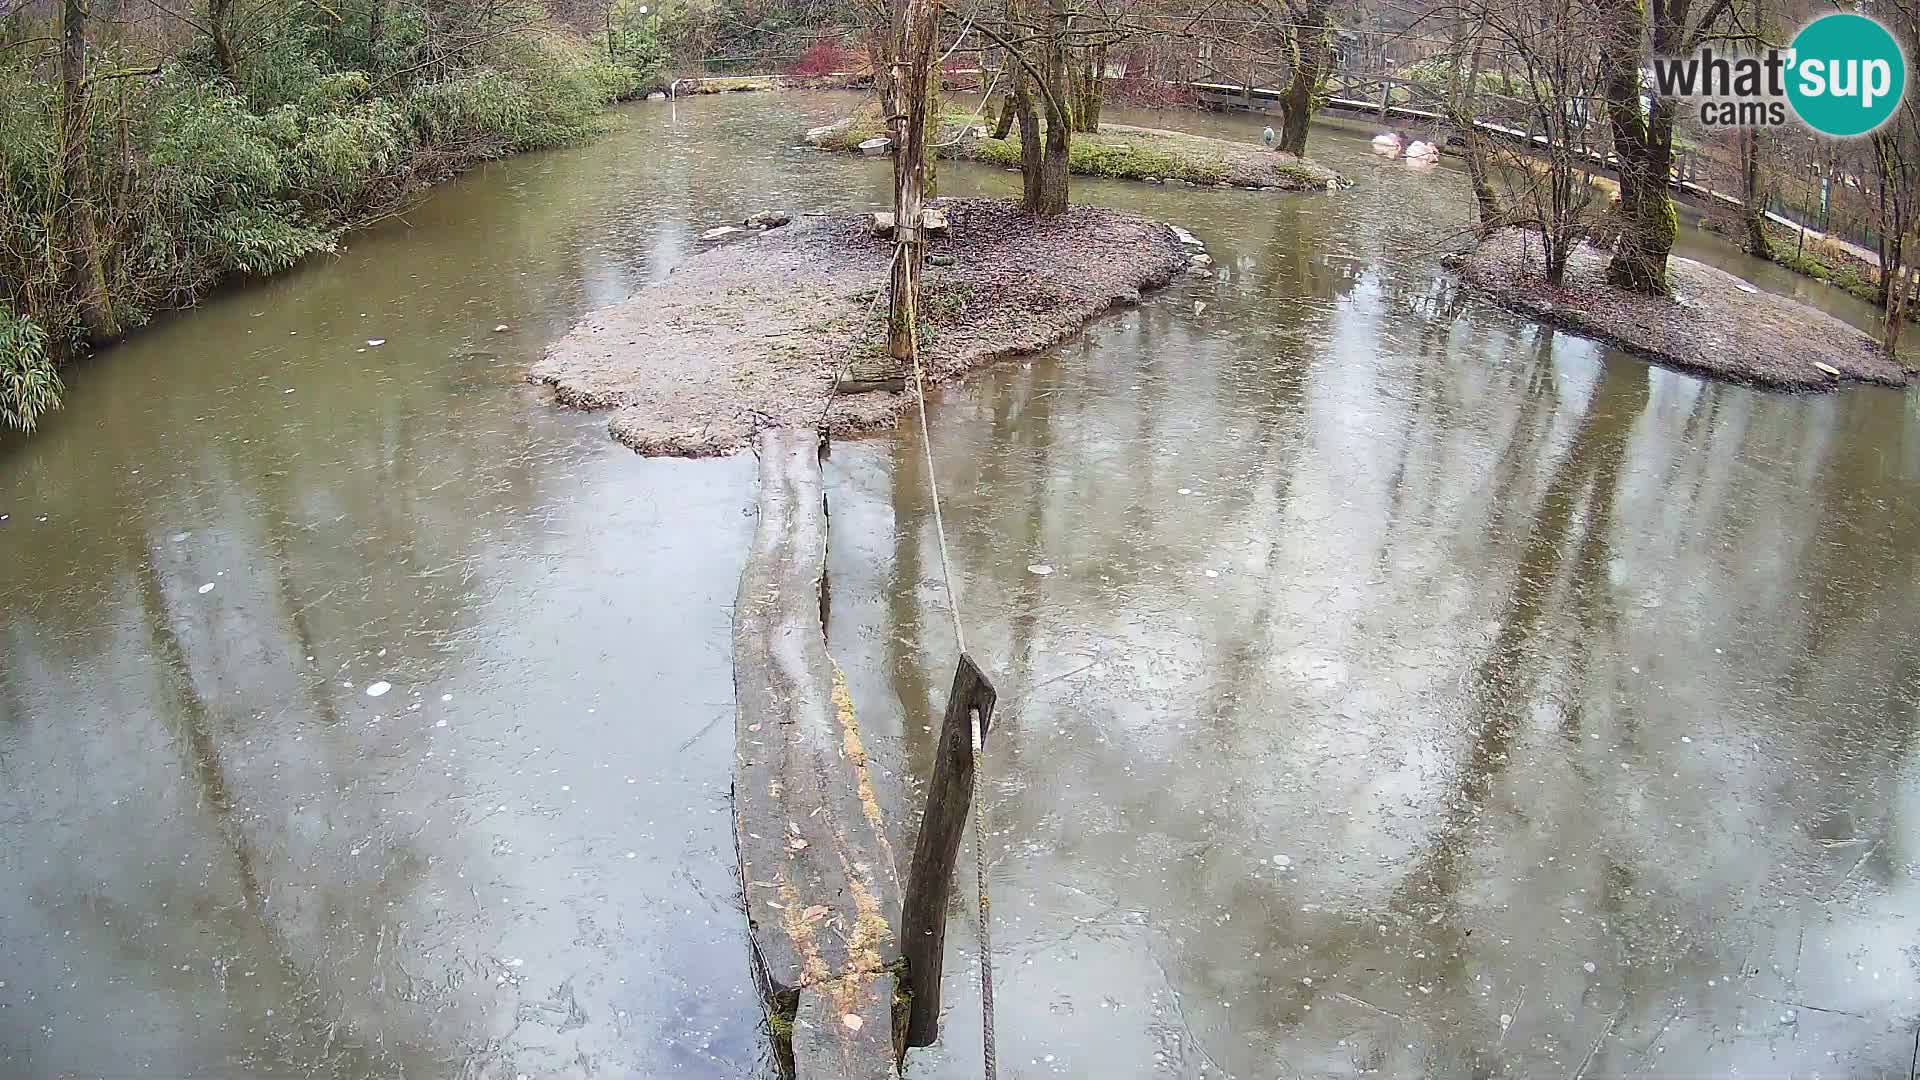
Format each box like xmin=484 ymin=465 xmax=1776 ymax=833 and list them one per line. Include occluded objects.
xmin=933 ymin=69 xmax=1003 ymax=150
xmin=972 ymin=707 xmax=996 ymax=1080
xmin=814 ymin=246 xmax=902 ymax=436
xmin=903 ymin=250 xmax=993 ymax=1079
xmin=905 ymin=298 xmax=967 ymax=656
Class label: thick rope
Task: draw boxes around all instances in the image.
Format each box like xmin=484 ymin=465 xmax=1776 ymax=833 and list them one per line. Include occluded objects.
xmin=904 ymin=267 xmax=993 ymax=1079
xmin=971 ymin=707 xmax=996 ymax=1080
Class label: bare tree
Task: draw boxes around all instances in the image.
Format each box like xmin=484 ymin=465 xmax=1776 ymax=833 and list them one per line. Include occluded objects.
xmin=1739 ymin=129 xmax=1772 ymax=258
xmin=207 ymin=0 xmax=235 ymax=75
xmin=1445 ymin=22 xmax=1503 ymax=232
xmin=1454 ymin=0 xmax=1604 ymax=284
xmin=1274 ymin=0 xmax=1333 ymax=154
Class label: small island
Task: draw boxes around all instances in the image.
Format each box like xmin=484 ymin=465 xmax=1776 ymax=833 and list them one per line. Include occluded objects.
xmin=1452 ymin=228 xmax=1913 ymax=390
xmin=807 ymin=106 xmax=1346 ymax=192
xmin=531 ymin=198 xmax=1194 ymax=456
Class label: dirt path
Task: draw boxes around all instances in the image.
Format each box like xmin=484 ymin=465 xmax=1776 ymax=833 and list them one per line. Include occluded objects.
xmin=1452 ymin=229 xmax=1913 ymax=390
xmin=531 ymin=198 xmax=1191 ymax=456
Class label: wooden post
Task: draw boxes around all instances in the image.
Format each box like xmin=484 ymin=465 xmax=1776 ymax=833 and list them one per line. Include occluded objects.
xmin=886 ymin=0 xmax=939 ymax=367
xmin=901 ymin=653 xmax=997 ymax=1048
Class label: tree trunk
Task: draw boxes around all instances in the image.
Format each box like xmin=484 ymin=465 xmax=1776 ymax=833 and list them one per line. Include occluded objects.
xmin=1011 ymin=54 xmax=1045 ymax=211
xmin=885 ymin=0 xmax=939 ymax=365
xmin=59 ymin=0 xmax=117 ymax=342
xmin=1279 ymin=0 xmax=1330 ymax=156
xmin=869 ymin=21 xmax=897 ymax=111
xmin=1451 ymin=42 xmax=1502 ymax=232
xmin=1546 ymin=238 xmax=1574 ymax=287
xmin=1741 ymin=129 xmax=1772 ymax=259
xmin=1036 ymin=106 xmax=1069 ymax=215
xmin=1065 ymin=50 xmax=1086 ymax=131
xmin=1887 ymin=246 xmax=1908 ymax=355
xmin=1872 ymin=129 xmax=1912 ymax=343
xmin=1598 ymin=0 xmax=1675 ymax=295
xmin=992 ymin=84 xmax=1016 ymax=139
xmin=1070 ymin=43 xmax=1104 ymax=133
xmin=1086 ymin=44 xmax=1105 ymax=131
xmin=208 ymin=0 xmax=236 ymax=77
xmin=922 ymin=64 xmax=939 ymax=199
xmin=1029 ymin=0 xmax=1071 ymax=216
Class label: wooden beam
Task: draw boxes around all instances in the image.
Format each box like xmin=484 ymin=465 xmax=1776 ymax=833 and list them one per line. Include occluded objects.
xmin=733 ymin=430 xmax=902 ymax=1077
xmin=900 ymin=652 xmax=997 ymax=1048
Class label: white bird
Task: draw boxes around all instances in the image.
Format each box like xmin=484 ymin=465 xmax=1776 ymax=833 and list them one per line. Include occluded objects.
xmin=1262 ymin=126 xmax=1276 ymax=148
xmin=1371 ymin=132 xmax=1404 ymax=155
xmin=1405 ymin=139 xmax=1441 ymax=163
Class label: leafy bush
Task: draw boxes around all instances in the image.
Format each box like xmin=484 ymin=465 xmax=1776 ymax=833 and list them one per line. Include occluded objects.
xmin=789 ymin=35 xmax=853 ymax=77
xmin=0 ymin=306 xmax=60 ymax=434
xmin=0 ymin=2 xmax=660 ymax=431
xmin=1401 ymin=56 xmax=1540 ymax=102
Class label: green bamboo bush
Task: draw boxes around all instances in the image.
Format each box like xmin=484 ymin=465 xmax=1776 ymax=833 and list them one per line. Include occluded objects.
xmin=0 ymin=0 xmax=669 ymax=432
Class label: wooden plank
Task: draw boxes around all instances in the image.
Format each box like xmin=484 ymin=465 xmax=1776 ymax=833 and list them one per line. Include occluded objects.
xmin=733 ymin=429 xmax=901 ymax=1074
xmin=793 ymin=973 xmax=900 ymax=1080
xmin=900 ymin=652 xmax=997 ymax=1048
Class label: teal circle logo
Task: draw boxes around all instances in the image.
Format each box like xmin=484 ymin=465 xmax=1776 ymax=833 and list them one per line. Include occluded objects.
xmin=1787 ymin=13 xmax=1907 ymax=137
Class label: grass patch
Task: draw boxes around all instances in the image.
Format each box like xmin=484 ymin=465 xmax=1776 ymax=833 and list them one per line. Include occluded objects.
xmin=813 ymin=108 xmax=1341 ymax=190
xmin=921 ymin=281 xmax=974 ymax=323
xmin=968 ymin=132 xmax=1231 ymax=184
xmin=1771 ymin=247 xmax=1881 ymax=305
xmin=685 ymin=76 xmax=774 ymax=94
xmin=812 ymin=104 xmax=888 ymax=152
xmin=1704 ymin=216 xmax=1896 ymax=309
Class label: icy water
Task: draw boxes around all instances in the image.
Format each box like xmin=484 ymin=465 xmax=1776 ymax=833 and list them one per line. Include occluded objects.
xmin=2 ymin=91 xmax=1916 ymax=1078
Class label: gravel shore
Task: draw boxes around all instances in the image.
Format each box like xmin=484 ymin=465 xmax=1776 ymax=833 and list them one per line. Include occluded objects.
xmin=531 ymin=198 xmax=1190 ymax=455
xmin=1453 ymin=229 xmax=1912 ymax=390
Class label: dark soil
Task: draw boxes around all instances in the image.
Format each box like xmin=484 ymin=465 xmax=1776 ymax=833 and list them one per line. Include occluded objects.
xmin=1453 ymin=229 xmax=1913 ymax=390
xmin=531 ymin=198 xmax=1189 ymax=455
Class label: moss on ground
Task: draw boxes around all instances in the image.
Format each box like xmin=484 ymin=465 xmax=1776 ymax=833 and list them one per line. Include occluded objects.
xmin=890 ymin=959 xmax=913 ymax=1060
xmin=684 ymin=76 xmax=775 ymax=94
xmin=1770 ymin=246 xmax=1881 ymax=305
xmin=968 ymin=131 xmax=1232 ymax=184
